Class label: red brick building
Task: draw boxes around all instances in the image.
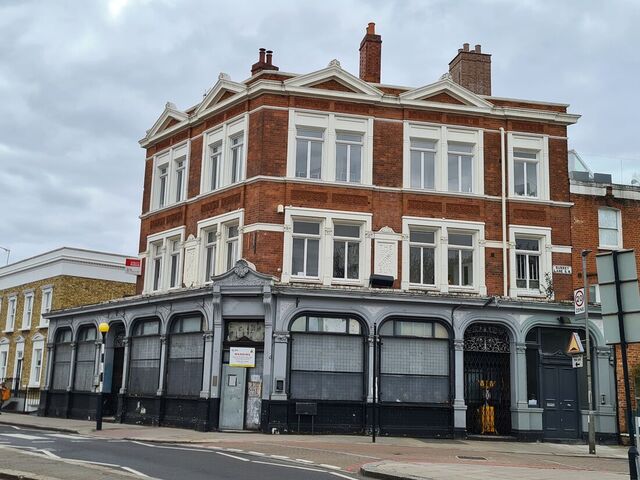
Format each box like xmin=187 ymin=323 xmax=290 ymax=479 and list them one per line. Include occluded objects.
xmin=41 ymin=24 xmax=618 ymax=442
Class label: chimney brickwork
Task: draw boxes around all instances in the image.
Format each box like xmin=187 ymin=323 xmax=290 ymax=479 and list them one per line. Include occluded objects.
xmin=448 ymin=43 xmax=491 ymax=96
xmin=251 ymin=48 xmax=279 ymax=76
xmin=359 ymin=22 xmax=382 ymax=83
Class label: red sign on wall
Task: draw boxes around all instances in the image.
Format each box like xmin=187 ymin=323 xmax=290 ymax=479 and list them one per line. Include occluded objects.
xmin=125 ymin=258 xmax=142 ymax=275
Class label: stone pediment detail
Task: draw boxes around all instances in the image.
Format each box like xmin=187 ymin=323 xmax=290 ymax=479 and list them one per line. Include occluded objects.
xmin=400 ymin=78 xmax=493 ymax=108
xmin=195 ymin=75 xmax=247 ymax=115
xmin=210 ymin=259 xmax=276 ymax=287
xmin=145 ymin=102 xmax=189 ymax=139
xmin=284 ymin=63 xmax=383 ymax=97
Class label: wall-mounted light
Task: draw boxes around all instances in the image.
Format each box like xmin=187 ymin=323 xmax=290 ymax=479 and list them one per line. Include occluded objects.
xmin=601 ymin=393 xmax=606 ymax=405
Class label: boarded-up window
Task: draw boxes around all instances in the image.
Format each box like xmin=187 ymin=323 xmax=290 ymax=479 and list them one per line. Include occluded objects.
xmin=128 ymin=319 xmax=161 ymax=395
xmin=52 ymin=329 xmax=72 ymax=390
xmin=74 ymin=326 xmax=97 ymax=392
xmin=166 ymin=315 xmax=204 ymax=396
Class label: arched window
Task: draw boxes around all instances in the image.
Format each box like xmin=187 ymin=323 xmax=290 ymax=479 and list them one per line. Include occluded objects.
xmin=51 ymin=329 xmax=72 ymax=390
xmin=289 ymin=314 xmax=365 ymax=401
xmin=128 ymin=318 xmax=161 ymax=395
xmin=379 ymin=319 xmax=450 ymax=403
xmin=74 ymin=326 xmax=97 ymax=391
xmin=166 ymin=315 xmax=204 ymax=397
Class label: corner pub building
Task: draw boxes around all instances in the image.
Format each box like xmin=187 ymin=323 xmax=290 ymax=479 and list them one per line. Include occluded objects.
xmin=39 ymin=24 xmax=618 ymax=442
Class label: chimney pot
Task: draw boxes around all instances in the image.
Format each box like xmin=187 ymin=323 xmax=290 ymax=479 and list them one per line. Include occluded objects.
xmin=474 ymin=44 xmax=481 ymax=53
xmin=463 ymin=43 xmax=470 ymax=52
xmin=251 ymin=47 xmax=279 ymax=76
xmin=449 ymin=43 xmax=492 ymax=95
xmin=458 ymin=48 xmax=463 ymax=53
xmin=359 ymin=22 xmax=382 ymax=83
xmin=266 ymin=50 xmax=273 ymax=65
xmin=258 ymin=48 xmax=266 ymax=63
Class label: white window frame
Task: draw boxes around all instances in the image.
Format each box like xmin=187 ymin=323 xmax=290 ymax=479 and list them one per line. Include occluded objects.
xmin=197 ymin=209 xmax=244 ymax=284
xmin=22 ymin=292 xmax=34 ymax=330
xmin=335 ymin=132 xmax=364 ymax=183
xmin=5 ymin=295 xmax=17 ymax=332
xmin=291 ymin=219 xmax=323 ymax=280
xmin=507 ymin=133 xmax=549 ymax=201
xmin=0 ymin=341 xmax=8 ymax=382
xmin=143 ymin=226 xmax=185 ymax=294
xmin=286 ymin=110 xmax=373 ymax=185
xmin=331 ymin=223 xmax=364 ymax=282
xmin=39 ymin=286 xmax=53 ymax=327
xmin=407 ymin=228 xmax=439 ymax=288
xmin=402 ymin=217 xmax=486 ymax=294
xmin=403 ymin=123 xmax=484 ymax=195
xmin=12 ymin=339 xmax=24 ymax=390
xmin=283 ymin=207 xmax=372 ymax=286
xmin=508 ymin=225 xmax=552 ymax=298
xmin=29 ymin=336 xmax=45 ymax=388
xmin=151 ymin=142 xmax=190 ymax=211
xmin=598 ymin=207 xmax=623 ymax=250
xmin=201 ymin=115 xmax=249 ymax=194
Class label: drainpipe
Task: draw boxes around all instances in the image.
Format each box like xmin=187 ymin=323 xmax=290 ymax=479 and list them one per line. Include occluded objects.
xmin=500 ymin=127 xmax=508 ymax=297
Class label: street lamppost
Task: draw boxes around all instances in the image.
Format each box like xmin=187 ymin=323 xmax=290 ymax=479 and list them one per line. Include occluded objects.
xmin=96 ymin=322 xmax=110 ymax=431
xmin=582 ymin=249 xmax=596 ymax=455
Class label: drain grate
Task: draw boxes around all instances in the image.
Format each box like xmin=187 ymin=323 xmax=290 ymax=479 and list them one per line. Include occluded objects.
xmin=457 ymin=455 xmax=487 ymax=461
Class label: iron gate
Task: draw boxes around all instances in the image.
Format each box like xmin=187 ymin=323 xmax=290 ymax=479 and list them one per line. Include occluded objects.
xmin=464 ymin=324 xmax=511 ymax=435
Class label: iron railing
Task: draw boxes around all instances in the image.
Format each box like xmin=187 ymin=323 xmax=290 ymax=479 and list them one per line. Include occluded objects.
xmin=1 ymin=377 xmax=42 ymax=413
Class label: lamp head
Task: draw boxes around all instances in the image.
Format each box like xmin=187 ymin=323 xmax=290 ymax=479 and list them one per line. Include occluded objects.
xmin=98 ymin=322 xmax=110 ymax=334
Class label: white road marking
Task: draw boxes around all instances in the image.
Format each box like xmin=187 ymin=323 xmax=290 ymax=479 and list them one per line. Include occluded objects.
xmin=295 ymin=458 xmax=315 ymax=464
xmin=67 ymin=458 xmax=120 ymax=467
xmin=39 ymin=449 xmax=60 ymax=459
xmin=248 ymin=451 xmax=266 ymax=456
xmin=330 ymin=473 xmax=359 ymax=480
xmin=226 ymin=448 xmax=244 ymax=452
xmin=121 ymin=466 xmax=150 ymax=477
xmin=8 ymin=425 xmax=22 ymax=430
xmin=269 ymin=454 xmax=290 ymax=459
xmin=1 ymin=433 xmax=45 ymax=440
xmin=32 ymin=440 xmax=55 ymax=443
xmin=251 ymin=460 xmax=324 ymax=472
xmin=47 ymin=434 xmax=87 ymax=440
xmin=319 ymin=464 xmax=342 ymax=470
xmin=216 ymin=451 xmax=250 ymax=462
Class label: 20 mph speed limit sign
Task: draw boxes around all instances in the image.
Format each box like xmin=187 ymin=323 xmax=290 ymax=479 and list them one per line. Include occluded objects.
xmin=574 ymin=288 xmax=586 ymax=315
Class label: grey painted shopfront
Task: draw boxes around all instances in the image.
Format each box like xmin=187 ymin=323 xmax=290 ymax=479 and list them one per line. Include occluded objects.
xmin=39 ymin=260 xmax=617 ymax=441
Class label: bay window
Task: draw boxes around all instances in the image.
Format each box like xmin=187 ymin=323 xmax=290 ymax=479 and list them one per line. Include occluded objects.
xmin=336 ymin=132 xmax=362 ymax=183
xmin=295 ymin=128 xmax=323 ymax=179
xmin=292 ymin=221 xmax=321 ymax=278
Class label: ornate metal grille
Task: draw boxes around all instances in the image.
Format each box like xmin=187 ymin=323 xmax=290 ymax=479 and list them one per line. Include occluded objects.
xmin=464 ymin=323 xmax=511 ymax=435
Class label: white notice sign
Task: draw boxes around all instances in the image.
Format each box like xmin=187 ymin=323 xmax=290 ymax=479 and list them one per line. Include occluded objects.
xmin=572 ymin=355 xmax=584 ymax=368
xmin=229 ymin=347 xmax=255 ymax=367
xmin=553 ymin=265 xmax=572 ymax=275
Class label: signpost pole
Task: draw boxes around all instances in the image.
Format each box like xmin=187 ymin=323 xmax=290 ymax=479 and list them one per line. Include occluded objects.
xmin=582 ymin=250 xmax=596 ymax=455
xmin=372 ymin=323 xmax=377 ymax=444
xmin=612 ymin=251 xmax=639 ymax=480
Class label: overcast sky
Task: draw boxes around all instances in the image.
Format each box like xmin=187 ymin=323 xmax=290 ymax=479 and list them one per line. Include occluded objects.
xmin=1 ymin=0 xmax=639 ymax=264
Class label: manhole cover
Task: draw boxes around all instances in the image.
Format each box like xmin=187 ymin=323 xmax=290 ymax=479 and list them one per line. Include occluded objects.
xmin=457 ymin=455 xmax=487 ymax=461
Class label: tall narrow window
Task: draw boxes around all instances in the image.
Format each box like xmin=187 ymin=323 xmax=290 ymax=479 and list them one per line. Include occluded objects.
xmin=410 ymin=139 xmax=436 ymax=189
xmin=409 ymin=230 xmax=435 ymax=285
xmin=335 ymin=132 xmax=362 ymax=183
xmin=230 ymin=135 xmax=243 ymax=184
xmin=208 ymin=142 xmax=222 ymax=191
xmin=40 ymin=288 xmax=53 ymax=326
xmin=598 ymin=208 xmax=621 ymax=248
xmin=174 ymin=156 xmax=186 ymax=202
xmin=51 ymin=329 xmax=72 ymax=390
xmin=292 ymin=221 xmax=321 ymax=278
xmin=166 ymin=315 xmax=204 ymax=397
xmin=225 ymin=224 xmax=239 ymax=270
xmin=204 ymin=230 xmax=217 ymax=281
xmin=31 ymin=345 xmax=43 ymax=387
xmin=6 ymin=297 xmax=16 ymax=331
xmin=74 ymin=326 xmax=97 ymax=391
xmin=128 ymin=319 xmax=161 ymax=395
xmin=157 ymin=164 xmax=168 ymax=208
xmin=447 ymin=142 xmax=474 ymax=193
xmin=22 ymin=293 xmax=33 ymax=330
xmin=295 ymin=128 xmax=323 ymax=179
xmin=448 ymin=233 xmax=474 ymax=287
xmin=514 ymin=150 xmax=538 ymax=197
xmin=168 ymin=238 xmax=181 ymax=289
xmin=0 ymin=348 xmax=8 ymax=381
xmin=151 ymin=242 xmax=163 ymax=291
xmin=515 ymin=238 xmax=540 ymax=290
xmin=333 ymin=224 xmax=361 ymax=280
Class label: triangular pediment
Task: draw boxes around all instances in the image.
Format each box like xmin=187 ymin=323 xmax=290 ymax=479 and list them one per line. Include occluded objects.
xmin=285 ymin=60 xmax=383 ymax=97
xmin=146 ymin=102 xmax=189 ymax=139
xmin=195 ymin=74 xmax=247 ymax=115
xmin=210 ymin=259 xmax=276 ymax=287
xmin=400 ymin=77 xmax=493 ymax=108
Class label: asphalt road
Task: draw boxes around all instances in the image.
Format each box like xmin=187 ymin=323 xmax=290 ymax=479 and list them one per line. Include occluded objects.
xmin=0 ymin=424 xmax=362 ymax=480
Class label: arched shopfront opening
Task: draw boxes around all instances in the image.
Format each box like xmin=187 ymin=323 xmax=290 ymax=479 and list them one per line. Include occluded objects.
xmin=464 ymin=323 xmax=511 ymax=435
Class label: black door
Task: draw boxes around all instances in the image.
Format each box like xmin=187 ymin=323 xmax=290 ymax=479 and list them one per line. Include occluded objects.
xmin=542 ymin=363 xmax=579 ymax=439
xmin=104 ymin=328 xmax=125 ymax=416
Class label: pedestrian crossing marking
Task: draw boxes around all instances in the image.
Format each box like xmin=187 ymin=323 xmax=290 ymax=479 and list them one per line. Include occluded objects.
xmin=47 ymin=434 xmax=87 ymax=440
xmin=1 ymin=434 xmax=46 ymax=440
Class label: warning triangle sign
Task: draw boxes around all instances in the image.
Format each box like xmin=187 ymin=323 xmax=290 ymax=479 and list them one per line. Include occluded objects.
xmin=567 ymin=332 xmax=584 ymax=354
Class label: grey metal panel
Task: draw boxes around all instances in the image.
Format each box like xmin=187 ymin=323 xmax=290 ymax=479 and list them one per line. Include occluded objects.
xmin=291 ymin=334 xmax=363 ymax=372
xmin=381 ymin=338 xmax=448 ymax=376
xmin=220 ymin=365 xmax=246 ymax=430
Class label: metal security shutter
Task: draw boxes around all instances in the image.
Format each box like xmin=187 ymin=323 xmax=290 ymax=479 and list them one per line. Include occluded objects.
xmin=128 ymin=335 xmax=161 ymax=395
xmin=290 ymin=333 xmax=364 ymax=401
xmin=380 ymin=337 xmax=449 ymax=403
xmin=166 ymin=332 xmax=204 ymax=396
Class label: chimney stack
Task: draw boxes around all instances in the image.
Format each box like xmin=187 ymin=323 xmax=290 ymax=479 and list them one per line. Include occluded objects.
xmin=251 ymin=48 xmax=279 ymax=76
xmin=359 ymin=22 xmax=382 ymax=83
xmin=448 ymin=43 xmax=492 ymax=96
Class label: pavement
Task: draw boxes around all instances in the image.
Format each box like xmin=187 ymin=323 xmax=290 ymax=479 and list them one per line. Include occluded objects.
xmin=0 ymin=412 xmax=632 ymax=480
